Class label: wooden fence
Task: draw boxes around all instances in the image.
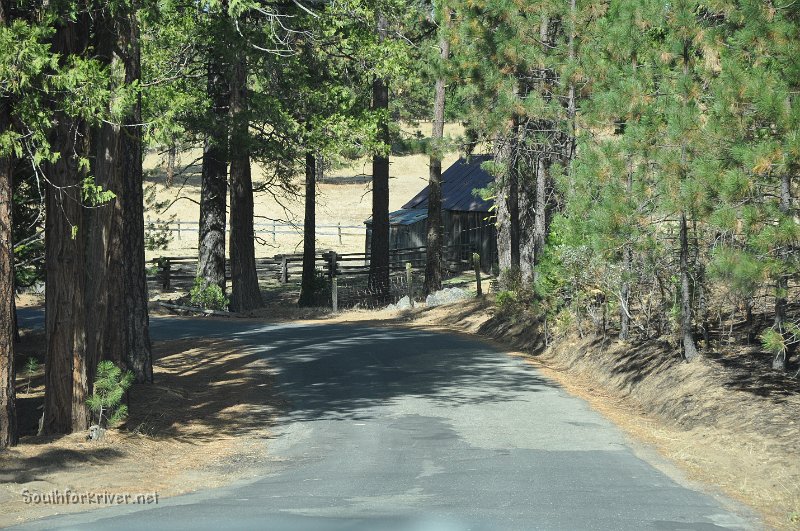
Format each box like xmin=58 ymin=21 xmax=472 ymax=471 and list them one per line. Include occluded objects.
xmin=146 ymin=219 xmax=363 ymax=245
xmin=148 ymin=243 xmax=476 ymax=293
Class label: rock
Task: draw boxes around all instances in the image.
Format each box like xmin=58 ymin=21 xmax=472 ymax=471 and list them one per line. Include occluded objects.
xmin=395 ymin=296 xmax=413 ymax=310
xmin=87 ymin=425 xmax=106 ymax=441
xmin=425 ymin=287 xmax=469 ymax=307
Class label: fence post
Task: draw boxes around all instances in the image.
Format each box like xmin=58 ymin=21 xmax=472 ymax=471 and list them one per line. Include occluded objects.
xmin=473 ymin=252 xmax=482 ymax=297
xmin=159 ymin=257 xmax=171 ymax=292
xmin=338 ymin=223 xmax=342 ymax=245
xmin=328 ymin=251 xmax=339 ymax=312
xmin=406 ymin=262 xmax=414 ymax=306
xmin=280 ymin=256 xmax=288 ymax=283
xmin=272 ymin=221 xmax=277 ymax=243
xmin=176 ymin=221 xmax=181 ymax=240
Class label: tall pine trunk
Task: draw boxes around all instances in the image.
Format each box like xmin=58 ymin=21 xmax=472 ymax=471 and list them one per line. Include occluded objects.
xmin=44 ymin=16 xmax=90 ymax=434
xmin=679 ymin=39 xmax=699 ymax=362
xmin=0 ymin=10 xmax=17 ymax=445
xmin=773 ymin=172 xmax=792 ymax=370
xmin=299 ymin=153 xmax=317 ymax=307
xmin=85 ymin=17 xmax=125 ymax=381
xmin=495 ymin=134 xmax=520 ymax=288
xmin=424 ymin=27 xmax=449 ymax=295
xmin=680 ymin=211 xmax=699 ymax=361
xmin=198 ymin=57 xmax=229 ymax=293
xmin=120 ymin=9 xmax=152 ymax=382
xmin=620 ymin=167 xmax=633 ymax=340
xmin=228 ymin=56 xmax=261 ymax=312
xmin=531 ymin=157 xmax=547 ymax=280
xmin=369 ymin=13 xmax=390 ymax=293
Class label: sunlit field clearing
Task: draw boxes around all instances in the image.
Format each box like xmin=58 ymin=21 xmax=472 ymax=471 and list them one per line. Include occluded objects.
xmin=143 ymin=122 xmax=466 ymax=258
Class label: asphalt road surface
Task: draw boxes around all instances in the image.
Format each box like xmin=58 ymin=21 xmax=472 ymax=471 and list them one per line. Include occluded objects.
xmin=13 ymin=313 xmax=758 ymax=530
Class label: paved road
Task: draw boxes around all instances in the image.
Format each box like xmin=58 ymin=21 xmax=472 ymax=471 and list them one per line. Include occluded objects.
xmin=14 ymin=315 xmax=757 ymax=530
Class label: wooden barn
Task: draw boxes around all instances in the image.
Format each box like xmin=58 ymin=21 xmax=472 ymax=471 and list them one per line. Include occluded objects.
xmin=365 ymin=155 xmax=497 ymax=271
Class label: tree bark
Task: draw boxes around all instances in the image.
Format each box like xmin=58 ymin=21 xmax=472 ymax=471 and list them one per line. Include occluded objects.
xmin=120 ymin=9 xmax=152 ymax=383
xmin=369 ymin=12 xmax=390 ymax=293
xmin=85 ymin=16 xmax=125 ymax=382
xmin=773 ymin=172 xmax=792 ymax=370
xmin=620 ymin=167 xmax=633 ymax=340
xmin=495 ymin=135 xmax=520 ymax=289
xmin=0 ymin=13 xmax=18 ymax=445
xmin=44 ymin=16 xmax=90 ymax=434
xmin=680 ymin=211 xmax=699 ymax=361
xmin=198 ymin=57 xmax=229 ymax=293
xmin=228 ymin=56 xmax=261 ymax=312
xmin=299 ymin=152 xmax=317 ymax=307
xmin=424 ymin=26 xmax=449 ymax=296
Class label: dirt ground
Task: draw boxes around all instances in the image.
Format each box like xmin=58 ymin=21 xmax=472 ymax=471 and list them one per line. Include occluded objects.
xmin=1 ymin=327 xmax=281 ymax=527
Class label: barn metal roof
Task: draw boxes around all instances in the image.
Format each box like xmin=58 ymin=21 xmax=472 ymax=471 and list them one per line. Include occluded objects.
xmin=401 ymin=155 xmax=494 ymax=212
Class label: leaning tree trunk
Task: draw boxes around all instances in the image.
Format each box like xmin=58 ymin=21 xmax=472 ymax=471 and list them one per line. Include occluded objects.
xmin=44 ymin=16 xmax=90 ymax=434
xmin=228 ymin=56 xmax=261 ymax=312
xmin=773 ymin=172 xmax=793 ymax=371
xmin=120 ymin=9 xmax=152 ymax=383
xmin=0 ymin=33 xmax=18 ymax=447
xmin=299 ymin=153 xmax=317 ymax=307
xmin=198 ymin=58 xmax=229 ymax=293
xmin=369 ymin=13 xmax=390 ymax=293
xmin=424 ymin=28 xmax=449 ymax=296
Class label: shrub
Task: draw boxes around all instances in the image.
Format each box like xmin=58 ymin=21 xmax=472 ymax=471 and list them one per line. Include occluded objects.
xmin=190 ymin=277 xmax=230 ymax=311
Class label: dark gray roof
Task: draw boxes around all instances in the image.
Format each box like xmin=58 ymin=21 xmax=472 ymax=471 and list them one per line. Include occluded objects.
xmin=401 ymin=155 xmax=494 ymax=212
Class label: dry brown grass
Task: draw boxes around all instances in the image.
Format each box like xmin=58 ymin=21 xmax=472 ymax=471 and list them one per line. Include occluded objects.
xmin=143 ymin=122 xmax=466 ymax=259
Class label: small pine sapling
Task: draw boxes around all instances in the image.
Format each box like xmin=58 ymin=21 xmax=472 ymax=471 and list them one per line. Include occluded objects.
xmin=86 ymin=361 xmax=135 ymax=439
xmin=24 ymin=357 xmax=39 ymax=393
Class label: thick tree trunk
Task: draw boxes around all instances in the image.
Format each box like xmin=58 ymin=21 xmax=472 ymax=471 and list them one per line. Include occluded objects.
xmin=198 ymin=60 xmax=229 ymax=293
xmin=85 ymin=18 xmax=125 ymax=382
xmin=0 ymin=41 xmax=18 ymax=446
xmin=773 ymin=172 xmax=792 ymax=370
xmin=44 ymin=17 xmax=90 ymax=434
xmin=424 ymin=29 xmax=449 ymax=295
xmin=299 ymin=153 xmax=317 ymax=307
xmin=120 ymin=10 xmax=152 ymax=383
xmin=680 ymin=211 xmax=699 ymax=361
xmin=369 ymin=13 xmax=390 ymax=293
xmin=228 ymin=56 xmax=261 ymax=312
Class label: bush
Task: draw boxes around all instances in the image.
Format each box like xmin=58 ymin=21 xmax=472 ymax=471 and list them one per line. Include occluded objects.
xmin=189 ymin=277 xmax=230 ymax=311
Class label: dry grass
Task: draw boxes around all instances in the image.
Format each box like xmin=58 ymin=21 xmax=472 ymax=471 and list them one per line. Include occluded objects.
xmin=144 ymin=122 xmax=466 ymax=259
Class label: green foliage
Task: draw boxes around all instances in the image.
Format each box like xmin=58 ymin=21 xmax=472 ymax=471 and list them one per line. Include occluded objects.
xmin=24 ymin=357 xmax=39 ymax=394
xmin=86 ymin=361 xmax=134 ymax=429
xmin=189 ymin=277 xmax=230 ymax=311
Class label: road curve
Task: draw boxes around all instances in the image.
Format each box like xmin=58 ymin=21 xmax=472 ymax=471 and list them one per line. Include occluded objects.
xmin=14 ymin=316 xmax=758 ymax=530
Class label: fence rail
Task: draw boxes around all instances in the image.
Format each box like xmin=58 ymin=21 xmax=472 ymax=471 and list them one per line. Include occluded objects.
xmin=148 ymin=243 xmax=478 ymax=295
xmin=146 ymin=219 xmax=363 ymax=245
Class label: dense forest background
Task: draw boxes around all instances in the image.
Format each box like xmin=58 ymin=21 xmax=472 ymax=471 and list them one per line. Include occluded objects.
xmin=1 ymin=0 xmax=798 ymax=450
